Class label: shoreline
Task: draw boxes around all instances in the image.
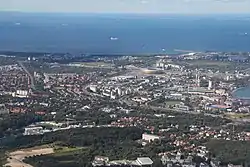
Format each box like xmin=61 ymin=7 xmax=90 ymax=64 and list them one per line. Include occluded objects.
xmin=0 ymin=50 xmax=180 ymax=57
xmin=232 ymin=86 xmax=250 ymax=100
xmin=0 ymin=50 xmax=249 ymax=58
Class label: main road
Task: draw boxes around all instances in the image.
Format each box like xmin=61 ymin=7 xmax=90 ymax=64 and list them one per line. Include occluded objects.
xmin=18 ymin=61 xmax=35 ymax=89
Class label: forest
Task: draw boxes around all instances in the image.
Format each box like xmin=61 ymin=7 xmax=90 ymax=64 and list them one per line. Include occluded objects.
xmin=207 ymin=139 xmax=250 ymax=165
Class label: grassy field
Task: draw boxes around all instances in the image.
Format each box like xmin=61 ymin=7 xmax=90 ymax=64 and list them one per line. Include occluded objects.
xmin=149 ymin=99 xmax=181 ymax=108
xmin=20 ymin=144 xmax=54 ymax=151
xmin=187 ymin=60 xmax=231 ymax=66
xmin=165 ymin=100 xmax=181 ymax=106
xmin=24 ymin=61 xmax=113 ymax=75
xmin=70 ymin=62 xmax=113 ymax=68
xmin=24 ymin=146 xmax=87 ymax=167
xmin=224 ymin=113 xmax=250 ymax=119
xmin=53 ymin=146 xmax=84 ymax=156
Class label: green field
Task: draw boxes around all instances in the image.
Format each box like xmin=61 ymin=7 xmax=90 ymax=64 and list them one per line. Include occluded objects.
xmin=224 ymin=113 xmax=250 ymax=119
xmin=149 ymin=99 xmax=181 ymax=108
xmin=187 ymin=60 xmax=231 ymax=66
xmin=165 ymin=100 xmax=181 ymax=106
xmin=70 ymin=62 xmax=113 ymax=68
xmin=54 ymin=146 xmax=84 ymax=155
xmin=24 ymin=61 xmax=113 ymax=75
xmin=24 ymin=146 xmax=87 ymax=167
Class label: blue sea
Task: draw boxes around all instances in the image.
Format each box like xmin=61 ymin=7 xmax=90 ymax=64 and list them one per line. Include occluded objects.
xmin=0 ymin=12 xmax=250 ymax=54
xmin=233 ymin=87 xmax=250 ymax=99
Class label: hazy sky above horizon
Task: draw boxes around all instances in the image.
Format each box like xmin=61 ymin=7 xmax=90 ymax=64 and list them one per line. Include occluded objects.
xmin=1 ymin=0 xmax=250 ymax=14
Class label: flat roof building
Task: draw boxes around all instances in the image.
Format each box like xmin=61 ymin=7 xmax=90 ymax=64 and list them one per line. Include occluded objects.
xmin=136 ymin=157 xmax=153 ymax=167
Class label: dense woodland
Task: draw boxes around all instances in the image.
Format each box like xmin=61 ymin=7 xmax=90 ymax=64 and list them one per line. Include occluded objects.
xmin=207 ymin=140 xmax=250 ymax=165
xmin=0 ymin=151 xmax=6 ymax=167
xmin=0 ymin=113 xmax=42 ymax=138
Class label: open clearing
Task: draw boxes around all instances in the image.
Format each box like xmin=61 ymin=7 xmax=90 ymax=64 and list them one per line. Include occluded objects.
xmin=4 ymin=147 xmax=54 ymax=167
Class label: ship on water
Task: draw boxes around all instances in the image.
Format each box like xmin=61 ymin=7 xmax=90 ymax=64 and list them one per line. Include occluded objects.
xmin=110 ymin=37 xmax=118 ymax=41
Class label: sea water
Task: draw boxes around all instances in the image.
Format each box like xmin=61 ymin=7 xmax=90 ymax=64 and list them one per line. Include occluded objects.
xmin=0 ymin=12 xmax=250 ymax=54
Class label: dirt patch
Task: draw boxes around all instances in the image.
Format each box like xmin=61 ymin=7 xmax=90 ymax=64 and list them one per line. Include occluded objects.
xmin=4 ymin=148 xmax=54 ymax=167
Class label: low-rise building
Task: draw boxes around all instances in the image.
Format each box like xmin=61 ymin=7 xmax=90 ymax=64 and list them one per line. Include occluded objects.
xmin=136 ymin=157 xmax=153 ymax=167
xmin=92 ymin=156 xmax=110 ymax=167
xmin=92 ymin=156 xmax=153 ymax=167
xmin=142 ymin=133 xmax=160 ymax=142
xmin=161 ymin=153 xmax=195 ymax=167
xmin=23 ymin=126 xmax=43 ymax=136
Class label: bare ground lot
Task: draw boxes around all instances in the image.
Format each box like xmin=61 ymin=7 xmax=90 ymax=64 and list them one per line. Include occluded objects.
xmin=4 ymin=147 xmax=54 ymax=167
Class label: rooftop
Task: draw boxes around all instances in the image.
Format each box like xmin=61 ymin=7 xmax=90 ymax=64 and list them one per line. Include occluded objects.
xmin=136 ymin=157 xmax=153 ymax=165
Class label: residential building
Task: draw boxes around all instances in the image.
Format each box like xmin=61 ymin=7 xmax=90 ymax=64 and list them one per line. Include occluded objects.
xmin=142 ymin=133 xmax=160 ymax=142
xmin=23 ymin=126 xmax=43 ymax=136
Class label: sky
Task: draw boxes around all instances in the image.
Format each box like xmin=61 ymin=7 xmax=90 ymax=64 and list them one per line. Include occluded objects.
xmin=0 ymin=0 xmax=250 ymax=14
